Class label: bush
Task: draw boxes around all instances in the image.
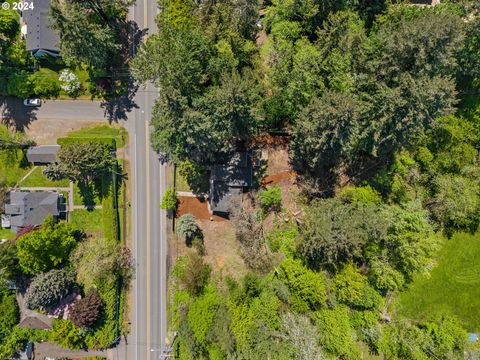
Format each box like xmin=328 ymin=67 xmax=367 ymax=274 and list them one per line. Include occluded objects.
xmin=259 ymin=186 xmax=282 ymax=213
xmin=59 ymin=69 xmax=81 ymax=96
xmin=338 ymin=185 xmax=382 ymax=205
xmin=161 ymin=187 xmax=178 ymax=212
xmin=70 ymin=289 xmax=103 ymax=328
xmin=175 ymin=251 xmax=211 ymax=296
xmin=25 ymin=268 xmax=75 ymax=311
xmin=30 ymin=68 xmax=61 ymax=98
xmin=49 ymin=319 xmax=85 ymax=350
xmin=0 ymin=290 xmax=19 ymax=339
xmin=176 ymin=214 xmax=199 ymax=239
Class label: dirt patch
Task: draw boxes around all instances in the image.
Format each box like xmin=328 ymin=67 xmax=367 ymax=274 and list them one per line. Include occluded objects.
xmin=26 ymin=120 xmax=105 ymax=145
xmin=174 ymin=218 xmax=246 ymax=279
xmin=262 ymin=170 xmax=297 ymax=186
xmin=176 ymin=196 xmax=225 ymax=222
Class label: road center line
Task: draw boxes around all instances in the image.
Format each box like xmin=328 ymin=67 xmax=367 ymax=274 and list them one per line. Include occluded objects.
xmin=145 ymin=108 xmax=152 ymax=359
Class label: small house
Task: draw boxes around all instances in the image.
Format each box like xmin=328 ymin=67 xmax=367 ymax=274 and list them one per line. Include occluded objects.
xmin=4 ymin=191 xmax=66 ymax=233
xmin=26 ymin=145 xmax=60 ymax=165
xmin=209 ymin=152 xmax=253 ymax=216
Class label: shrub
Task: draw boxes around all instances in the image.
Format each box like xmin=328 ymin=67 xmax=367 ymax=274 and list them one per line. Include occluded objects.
xmin=49 ymin=319 xmax=85 ymax=350
xmin=176 ymin=214 xmax=199 ymax=239
xmin=175 ymin=251 xmax=211 ymax=296
xmin=161 ymin=187 xmax=178 ymax=212
xmin=338 ymin=185 xmax=382 ymax=205
xmin=0 ymin=290 xmax=19 ymax=339
xmin=59 ymin=70 xmax=81 ymax=96
xmin=70 ymin=289 xmax=103 ymax=328
xmin=259 ymin=186 xmax=282 ymax=213
xmin=25 ymin=268 xmax=75 ymax=311
xmin=30 ymin=68 xmax=61 ymax=98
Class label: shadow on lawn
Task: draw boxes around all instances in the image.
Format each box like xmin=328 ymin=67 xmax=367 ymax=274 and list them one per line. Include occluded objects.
xmin=0 ymin=96 xmax=38 ymax=132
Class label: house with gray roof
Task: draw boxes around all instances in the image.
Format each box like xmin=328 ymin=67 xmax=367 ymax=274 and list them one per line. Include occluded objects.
xmin=4 ymin=191 xmax=65 ymax=233
xmin=21 ymin=0 xmax=60 ymax=57
xmin=208 ymin=152 xmax=253 ymax=216
xmin=26 ymin=145 xmax=60 ymax=165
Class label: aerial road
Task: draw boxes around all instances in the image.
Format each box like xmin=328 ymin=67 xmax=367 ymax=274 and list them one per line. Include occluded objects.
xmin=123 ymin=0 xmax=168 ymax=359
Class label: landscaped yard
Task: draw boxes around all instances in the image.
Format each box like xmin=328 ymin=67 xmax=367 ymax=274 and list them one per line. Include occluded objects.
xmin=69 ymin=209 xmax=104 ymax=236
xmin=57 ymin=125 xmax=128 ymax=148
xmin=19 ymin=167 xmax=70 ymax=188
xmin=396 ymin=231 xmax=480 ymax=332
xmin=0 ymin=149 xmax=31 ymax=186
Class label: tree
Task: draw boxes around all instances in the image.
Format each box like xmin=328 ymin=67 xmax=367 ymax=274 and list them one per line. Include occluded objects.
xmin=50 ymin=0 xmax=127 ymax=69
xmin=7 ymin=71 xmax=34 ymax=98
xmin=71 ymin=236 xmax=132 ymax=289
xmin=16 ymin=216 xmax=77 ymax=275
xmin=373 ymin=6 xmax=465 ymax=83
xmin=259 ymin=186 xmax=282 ymax=213
xmin=278 ymin=258 xmax=327 ymax=313
xmin=44 ymin=142 xmax=115 ymax=183
xmin=70 ymin=289 xmax=103 ymax=328
xmin=188 ymin=288 xmax=221 ymax=343
xmin=161 ymin=187 xmax=178 ymax=212
xmin=333 ymin=263 xmax=383 ymax=310
xmin=361 ymin=74 xmax=458 ymax=157
xmin=279 ymin=312 xmax=326 ymax=360
xmin=49 ymin=319 xmax=85 ymax=350
xmin=176 ymin=214 xmax=200 ymax=240
xmin=314 ymin=306 xmax=359 ymax=359
xmin=0 ymin=242 xmax=20 ymax=289
xmin=291 ymin=91 xmax=362 ymax=171
xmin=298 ymin=199 xmax=387 ymax=271
xmin=430 ymin=174 xmax=480 ymax=230
xmin=25 ymin=268 xmax=75 ymax=311
xmin=0 ymin=9 xmax=19 ymax=39
xmin=175 ymin=251 xmax=211 ymax=296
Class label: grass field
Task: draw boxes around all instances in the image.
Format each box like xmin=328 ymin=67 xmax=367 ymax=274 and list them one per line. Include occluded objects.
xmin=396 ymin=231 xmax=480 ymax=332
xmin=0 ymin=149 xmax=31 ymax=186
xmin=57 ymin=125 xmax=128 ymax=148
xmin=19 ymin=167 xmax=70 ymax=187
xmin=69 ymin=209 xmax=104 ymax=236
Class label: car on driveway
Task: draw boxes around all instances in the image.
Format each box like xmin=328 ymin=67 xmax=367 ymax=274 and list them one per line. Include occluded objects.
xmin=23 ymin=98 xmax=41 ymax=107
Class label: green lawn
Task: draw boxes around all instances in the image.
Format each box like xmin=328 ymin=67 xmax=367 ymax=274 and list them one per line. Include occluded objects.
xmin=69 ymin=209 xmax=104 ymax=235
xmin=396 ymin=231 xmax=480 ymax=332
xmin=57 ymin=125 xmax=128 ymax=148
xmin=0 ymin=149 xmax=32 ymax=186
xmin=19 ymin=167 xmax=69 ymax=187
xmin=0 ymin=228 xmax=15 ymax=240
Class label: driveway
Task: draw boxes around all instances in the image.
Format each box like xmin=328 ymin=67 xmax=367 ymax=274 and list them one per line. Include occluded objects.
xmin=0 ymin=97 xmax=108 ymax=144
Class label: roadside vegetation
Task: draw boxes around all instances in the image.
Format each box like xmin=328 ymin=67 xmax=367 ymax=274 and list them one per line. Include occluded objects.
xmin=133 ymin=0 xmax=480 ymax=358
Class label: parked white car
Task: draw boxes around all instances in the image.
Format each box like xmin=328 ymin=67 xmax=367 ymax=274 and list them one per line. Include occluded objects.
xmin=23 ymin=98 xmax=41 ymax=107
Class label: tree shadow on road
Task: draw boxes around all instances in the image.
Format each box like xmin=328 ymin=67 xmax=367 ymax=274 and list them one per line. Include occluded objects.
xmin=0 ymin=96 xmax=38 ymax=132
xmin=100 ymin=20 xmax=148 ymax=123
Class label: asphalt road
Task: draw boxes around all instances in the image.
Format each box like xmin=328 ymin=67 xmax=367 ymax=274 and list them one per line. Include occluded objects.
xmin=124 ymin=0 xmax=168 ymax=359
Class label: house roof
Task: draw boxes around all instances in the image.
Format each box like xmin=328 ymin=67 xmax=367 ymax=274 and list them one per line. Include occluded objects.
xmin=26 ymin=145 xmax=60 ymax=164
xmin=5 ymin=191 xmax=60 ymax=231
xmin=211 ymin=152 xmax=253 ymax=187
xmin=209 ymin=152 xmax=252 ymax=214
xmin=22 ymin=0 xmax=60 ymax=57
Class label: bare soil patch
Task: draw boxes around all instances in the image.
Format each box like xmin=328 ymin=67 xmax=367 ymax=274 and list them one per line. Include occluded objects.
xmin=176 ymin=195 xmax=225 ymax=222
xmin=26 ymin=120 xmax=104 ymax=145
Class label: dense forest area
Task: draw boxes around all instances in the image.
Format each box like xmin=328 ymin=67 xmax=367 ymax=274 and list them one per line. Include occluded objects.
xmin=132 ymin=0 xmax=480 ymax=359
